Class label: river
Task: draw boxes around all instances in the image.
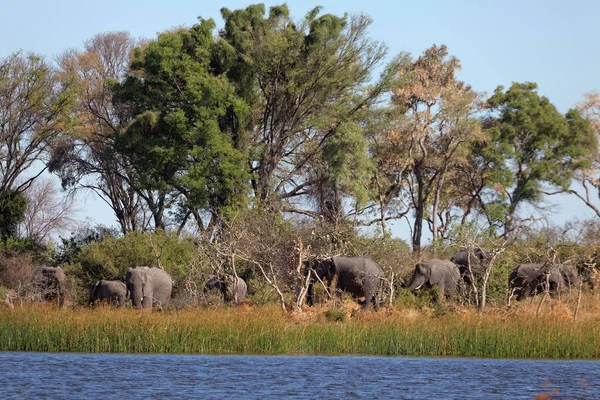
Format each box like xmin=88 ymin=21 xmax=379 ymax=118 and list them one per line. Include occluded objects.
xmin=1 ymin=352 xmax=598 ymax=399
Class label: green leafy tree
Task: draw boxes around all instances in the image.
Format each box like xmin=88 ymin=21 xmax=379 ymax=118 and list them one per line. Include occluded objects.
xmin=217 ymin=4 xmax=392 ymax=220
xmin=485 ymin=82 xmax=596 ymax=235
xmin=114 ymin=20 xmax=250 ymax=233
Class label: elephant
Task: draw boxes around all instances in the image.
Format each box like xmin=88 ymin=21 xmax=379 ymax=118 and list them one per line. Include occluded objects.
xmin=305 ymin=256 xmax=384 ymax=310
xmin=408 ymin=259 xmax=461 ymax=299
xmin=508 ymin=263 xmax=580 ymax=301
xmin=126 ymin=267 xmax=172 ymax=309
xmin=32 ymin=266 xmax=66 ymax=306
xmin=204 ymin=275 xmax=247 ymax=304
xmin=89 ymin=280 xmax=127 ymax=307
xmin=450 ymin=248 xmax=490 ymax=284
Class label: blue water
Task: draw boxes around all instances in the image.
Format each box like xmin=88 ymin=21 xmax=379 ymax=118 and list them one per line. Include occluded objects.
xmin=1 ymin=352 xmax=598 ymax=399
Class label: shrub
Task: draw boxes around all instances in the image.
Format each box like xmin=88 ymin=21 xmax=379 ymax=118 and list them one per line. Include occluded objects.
xmin=324 ymin=308 xmax=346 ymax=322
xmin=0 ymin=252 xmax=39 ymax=295
xmin=70 ymin=231 xmax=203 ymax=286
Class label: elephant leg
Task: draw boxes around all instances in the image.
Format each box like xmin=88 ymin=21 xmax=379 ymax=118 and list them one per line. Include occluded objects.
xmin=142 ymin=292 xmax=152 ymax=309
xmin=306 ymin=284 xmax=314 ymax=306
xmin=362 ymin=285 xmax=375 ymax=311
xmin=371 ymin=289 xmax=380 ymax=311
xmin=437 ymin=282 xmax=446 ymax=302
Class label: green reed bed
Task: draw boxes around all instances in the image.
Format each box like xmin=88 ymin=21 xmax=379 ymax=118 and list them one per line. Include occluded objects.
xmin=1 ymin=306 xmax=599 ymax=358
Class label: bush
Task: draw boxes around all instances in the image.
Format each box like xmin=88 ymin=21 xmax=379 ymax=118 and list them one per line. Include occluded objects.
xmin=324 ymin=308 xmax=346 ymax=322
xmin=70 ymin=231 xmax=204 ymax=287
xmin=0 ymin=252 xmax=39 ymax=296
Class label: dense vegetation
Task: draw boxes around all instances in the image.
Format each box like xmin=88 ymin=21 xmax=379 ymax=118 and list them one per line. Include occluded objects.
xmin=2 ymin=4 xmax=600 ymax=357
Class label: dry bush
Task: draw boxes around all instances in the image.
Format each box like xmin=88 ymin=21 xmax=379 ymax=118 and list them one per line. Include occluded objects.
xmin=0 ymin=253 xmax=39 ymax=297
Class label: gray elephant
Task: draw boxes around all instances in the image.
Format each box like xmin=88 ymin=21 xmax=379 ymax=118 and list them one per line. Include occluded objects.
xmin=89 ymin=280 xmax=127 ymax=307
xmin=32 ymin=266 xmax=66 ymax=306
xmin=205 ymin=275 xmax=247 ymax=304
xmin=508 ymin=263 xmax=580 ymax=301
xmin=305 ymin=256 xmax=384 ymax=310
xmin=126 ymin=267 xmax=172 ymax=309
xmin=450 ymin=248 xmax=490 ymax=284
xmin=408 ymin=259 xmax=461 ymax=299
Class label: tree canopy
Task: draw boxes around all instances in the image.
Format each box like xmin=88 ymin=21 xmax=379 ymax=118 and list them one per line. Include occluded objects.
xmin=2 ymin=3 xmax=598 ymax=250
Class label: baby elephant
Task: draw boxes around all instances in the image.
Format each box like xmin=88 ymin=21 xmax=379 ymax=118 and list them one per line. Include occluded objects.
xmin=89 ymin=280 xmax=127 ymax=307
xmin=408 ymin=259 xmax=461 ymax=299
xmin=205 ymin=275 xmax=247 ymax=304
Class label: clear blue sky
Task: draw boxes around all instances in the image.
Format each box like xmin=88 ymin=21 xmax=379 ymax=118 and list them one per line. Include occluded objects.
xmin=2 ymin=0 xmax=599 ymax=240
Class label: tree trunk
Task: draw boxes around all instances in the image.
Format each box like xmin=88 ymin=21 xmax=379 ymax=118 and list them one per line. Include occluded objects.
xmin=412 ymin=162 xmax=425 ymax=254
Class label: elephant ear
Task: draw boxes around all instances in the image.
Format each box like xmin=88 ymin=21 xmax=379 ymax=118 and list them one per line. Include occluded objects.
xmin=90 ymin=281 xmax=100 ymax=297
xmin=417 ymin=263 xmax=431 ymax=281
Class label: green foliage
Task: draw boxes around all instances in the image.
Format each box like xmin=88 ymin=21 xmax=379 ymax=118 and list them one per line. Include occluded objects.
xmin=245 ymin=278 xmax=279 ymax=307
xmin=324 ymin=308 xmax=346 ymax=322
xmin=486 ymin=82 xmax=597 ymax=230
xmin=217 ymin=3 xmax=389 ymax=212
xmin=55 ymin=225 xmax=119 ymax=266
xmin=0 ymin=190 xmax=26 ymax=241
xmin=70 ymin=231 xmax=200 ymax=286
xmin=114 ymin=19 xmax=250 ymax=227
xmin=322 ymin=121 xmax=374 ymax=206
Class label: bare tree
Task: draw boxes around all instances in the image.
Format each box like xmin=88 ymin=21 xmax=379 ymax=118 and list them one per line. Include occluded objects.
xmin=18 ymin=178 xmax=78 ymax=244
xmin=563 ymin=92 xmax=600 ymax=217
xmin=0 ymin=52 xmax=75 ymax=196
xmin=50 ymin=32 xmax=148 ymax=234
xmin=388 ymin=45 xmax=485 ymax=252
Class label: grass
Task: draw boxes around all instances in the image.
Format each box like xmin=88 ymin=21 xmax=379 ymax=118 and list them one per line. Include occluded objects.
xmin=1 ymin=300 xmax=600 ymax=358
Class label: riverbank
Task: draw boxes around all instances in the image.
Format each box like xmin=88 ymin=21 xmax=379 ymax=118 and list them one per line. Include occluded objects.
xmin=1 ymin=301 xmax=599 ymax=358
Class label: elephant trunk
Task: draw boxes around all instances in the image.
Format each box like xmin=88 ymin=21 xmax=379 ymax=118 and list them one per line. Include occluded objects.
xmin=131 ymin=286 xmax=144 ymax=309
xmin=408 ymin=275 xmax=426 ymax=291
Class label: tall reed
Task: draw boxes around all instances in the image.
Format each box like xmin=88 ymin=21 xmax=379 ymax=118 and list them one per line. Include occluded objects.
xmin=1 ymin=304 xmax=599 ymax=358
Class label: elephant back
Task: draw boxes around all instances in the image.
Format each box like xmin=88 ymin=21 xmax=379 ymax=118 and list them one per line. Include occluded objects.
xmin=550 ymin=264 xmax=579 ymax=287
xmin=332 ymin=256 xmax=384 ymax=278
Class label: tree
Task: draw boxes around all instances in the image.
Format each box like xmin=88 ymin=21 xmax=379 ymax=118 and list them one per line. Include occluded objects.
xmin=385 ymin=45 xmax=485 ymax=252
xmin=567 ymin=92 xmax=600 ymax=217
xmin=50 ymin=32 xmax=147 ymax=235
xmin=114 ymin=20 xmax=250 ymax=233
xmin=485 ymin=82 xmax=596 ymax=236
xmin=0 ymin=190 xmax=26 ymax=241
xmin=218 ymin=4 xmax=392 ymax=220
xmin=0 ymin=52 xmax=76 ymax=212
xmin=18 ymin=178 xmax=78 ymax=245
xmin=362 ymin=99 xmax=414 ymax=237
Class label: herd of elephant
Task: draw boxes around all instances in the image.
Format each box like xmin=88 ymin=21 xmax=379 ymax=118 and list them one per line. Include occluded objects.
xmin=30 ymin=248 xmax=580 ymax=310
xmin=304 ymin=250 xmax=581 ymax=310
xmin=32 ymin=266 xmax=247 ymax=309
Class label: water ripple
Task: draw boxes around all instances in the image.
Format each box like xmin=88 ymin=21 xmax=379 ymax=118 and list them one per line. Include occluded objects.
xmin=1 ymin=352 xmax=598 ymax=399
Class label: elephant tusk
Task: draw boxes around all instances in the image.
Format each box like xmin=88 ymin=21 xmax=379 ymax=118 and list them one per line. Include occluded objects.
xmin=414 ymin=284 xmax=422 ymax=290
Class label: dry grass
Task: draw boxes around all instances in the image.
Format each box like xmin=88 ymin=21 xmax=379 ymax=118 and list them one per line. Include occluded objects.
xmin=1 ymin=298 xmax=599 ymax=358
